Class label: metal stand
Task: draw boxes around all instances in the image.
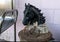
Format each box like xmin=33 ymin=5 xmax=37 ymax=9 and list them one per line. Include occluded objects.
xmin=0 ymin=28 xmax=1 ymax=34
xmin=14 ymin=22 xmax=16 ymax=42
xmin=0 ymin=22 xmax=17 ymax=42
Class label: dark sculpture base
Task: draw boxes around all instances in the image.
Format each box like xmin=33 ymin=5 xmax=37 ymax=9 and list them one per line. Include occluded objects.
xmin=18 ymin=28 xmax=53 ymax=42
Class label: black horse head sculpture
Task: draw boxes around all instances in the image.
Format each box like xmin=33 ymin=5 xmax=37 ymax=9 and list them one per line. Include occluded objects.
xmin=23 ymin=3 xmax=45 ymax=25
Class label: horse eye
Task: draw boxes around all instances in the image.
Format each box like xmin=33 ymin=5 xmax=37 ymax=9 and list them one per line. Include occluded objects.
xmin=26 ymin=17 xmax=29 ymax=19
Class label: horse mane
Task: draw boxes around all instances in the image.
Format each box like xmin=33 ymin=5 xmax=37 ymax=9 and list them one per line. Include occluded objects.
xmin=29 ymin=4 xmax=41 ymax=12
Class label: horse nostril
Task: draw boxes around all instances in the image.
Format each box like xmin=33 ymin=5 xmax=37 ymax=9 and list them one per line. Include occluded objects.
xmin=23 ymin=22 xmax=28 ymax=25
xmin=23 ymin=23 xmax=27 ymax=25
xmin=23 ymin=20 xmax=28 ymax=25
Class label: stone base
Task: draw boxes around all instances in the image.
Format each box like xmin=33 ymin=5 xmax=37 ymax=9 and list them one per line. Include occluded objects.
xmin=0 ymin=39 xmax=8 ymax=42
xmin=18 ymin=28 xmax=53 ymax=42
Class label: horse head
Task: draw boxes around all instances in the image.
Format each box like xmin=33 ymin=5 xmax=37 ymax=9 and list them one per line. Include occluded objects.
xmin=23 ymin=3 xmax=40 ymax=25
xmin=23 ymin=3 xmax=45 ymax=25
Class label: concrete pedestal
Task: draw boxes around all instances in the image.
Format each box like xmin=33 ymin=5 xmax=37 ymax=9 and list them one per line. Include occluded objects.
xmin=18 ymin=28 xmax=53 ymax=42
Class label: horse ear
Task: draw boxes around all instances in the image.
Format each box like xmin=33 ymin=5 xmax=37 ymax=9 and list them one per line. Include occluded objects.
xmin=28 ymin=3 xmax=30 ymax=6
xmin=25 ymin=3 xmax=27 ymax=7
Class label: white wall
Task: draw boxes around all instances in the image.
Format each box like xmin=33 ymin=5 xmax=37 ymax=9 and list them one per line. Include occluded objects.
xmin=41 ymin=0 xmax=60 ymax=25
xmin=16 ymin=0 xmax=60 ymax=41
xmin=41 ymin=0 xmax=60 ymax=9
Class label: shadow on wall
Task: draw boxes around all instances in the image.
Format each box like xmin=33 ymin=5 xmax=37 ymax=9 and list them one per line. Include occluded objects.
xmin=47 ymin=23 xmax=60 ymax=41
